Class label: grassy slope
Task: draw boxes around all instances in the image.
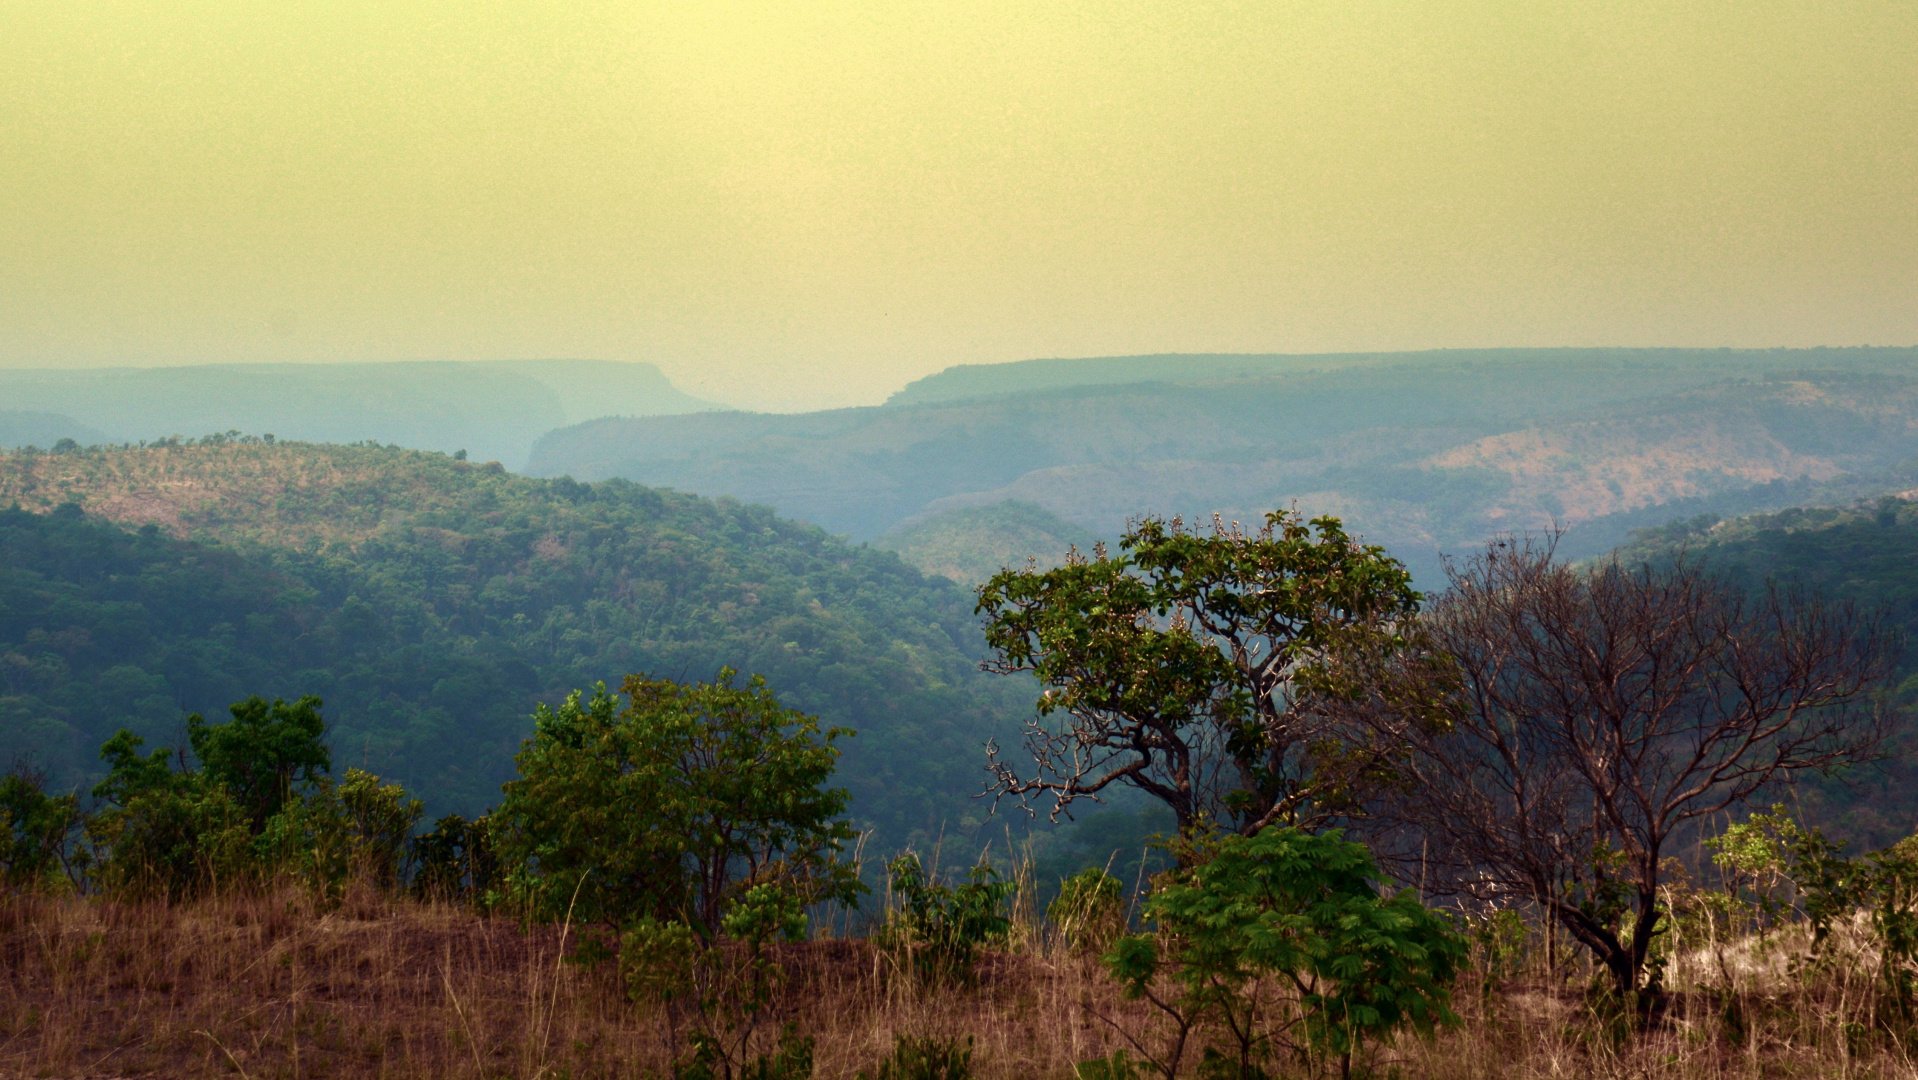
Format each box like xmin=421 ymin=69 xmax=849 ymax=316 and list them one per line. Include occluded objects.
xmin=5 ymin=883 xmax=1913 ymax=1079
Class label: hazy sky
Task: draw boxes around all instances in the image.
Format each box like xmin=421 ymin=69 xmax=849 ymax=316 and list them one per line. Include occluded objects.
xmin=4 ymin=2 xmax=1915 ymax=411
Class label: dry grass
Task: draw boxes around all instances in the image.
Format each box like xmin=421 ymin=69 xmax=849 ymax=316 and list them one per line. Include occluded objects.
xmin=0 ymin=885 xmax=1138 ymax=1078
xmin=4 ymin=885 xmax=1918 ymax=1078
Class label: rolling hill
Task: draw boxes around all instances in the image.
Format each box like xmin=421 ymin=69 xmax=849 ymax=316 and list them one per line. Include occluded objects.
xmin=1620 ymin=493 xmax=1918 ymax=848
xmin=527 ymin=348 xmax=1918 ymax=586
xmin=874 ymin=500 xmax=1096 ymax=585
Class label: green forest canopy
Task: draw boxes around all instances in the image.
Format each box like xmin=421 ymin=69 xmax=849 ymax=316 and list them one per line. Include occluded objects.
xmin=0 ymin=440 xmax=1033 ymax=853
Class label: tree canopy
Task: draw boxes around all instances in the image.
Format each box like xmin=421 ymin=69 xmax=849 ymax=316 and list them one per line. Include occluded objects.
xmin=976 ymin=510 xmax=1424 ymax=836
xmin=494 ymin=670 xmax=861 ymax=932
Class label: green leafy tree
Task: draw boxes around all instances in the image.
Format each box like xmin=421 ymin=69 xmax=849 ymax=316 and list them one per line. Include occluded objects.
xmin=0 ymin=765 xmax=84 ymax=890
xmin=496 ymin=669 xmax=862 ymax=932
xmin=1105 ymin=827 xmax=1464 ymax=1080
xmin=187 ymin=695 xmax=330 ymax=831
xmin=977 ymin=511 xmax=1426 ymax=836
xmin=88 ymin=730 xmax=252 ymax=899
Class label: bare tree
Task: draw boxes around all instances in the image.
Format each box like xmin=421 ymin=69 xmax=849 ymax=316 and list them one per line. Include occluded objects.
xmin=1360 ymin=536 xmax=1891 ymax=1002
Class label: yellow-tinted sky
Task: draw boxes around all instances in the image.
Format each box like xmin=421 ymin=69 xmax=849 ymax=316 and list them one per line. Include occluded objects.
xmin=3 ymin=2 xmax=1915 ymax=411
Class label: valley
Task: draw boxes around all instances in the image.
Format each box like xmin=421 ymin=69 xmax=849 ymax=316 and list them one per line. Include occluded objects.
xmin=526 ymin=348 xmax=1918 ymax=585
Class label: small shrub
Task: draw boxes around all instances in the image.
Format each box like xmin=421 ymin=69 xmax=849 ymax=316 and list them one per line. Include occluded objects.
xmin=1073 ymin=1049 xmax=1143 ymax=1079
xmin=1467 ymin=907 xmax=1529 ymax=996
xmin=1105 ymin=827 xmax=1466 ymax=1079
xmin=624 ymin=884 xmax=812 ymax=1078
xmin=881 ymin=854 xmax=1011 ymax=984
xmin=859 ymin=1033 xmax=973 ymax=1080
xmin=411 ymin=812 xmax=499 ymax=905
xmin=676 ymin=1024 xmax=814 ymax=1080
xmin=1049 ymin=867 xmax=1125 ymax=954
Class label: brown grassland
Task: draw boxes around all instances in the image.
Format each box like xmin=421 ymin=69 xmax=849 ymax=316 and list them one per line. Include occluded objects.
xmin=4 ymin=879 xmax=1917 ymax=1080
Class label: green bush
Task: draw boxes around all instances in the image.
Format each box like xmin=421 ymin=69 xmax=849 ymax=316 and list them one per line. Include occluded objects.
xmin=1105 ymin=827 xmax=1465 ymax=1079
xmin=83 ymin=695 xmax=423 ymax=902
xmin=87 ymin=729 xmax=253 ymax=899
xmin=0 ymin=766 xmax=84 ymax=891
xmin=859 ymin=1033 xmax=973 ymax=1079
xmin=495 ymin=671 xmax=861 ymax=932
xmin=258 ymin=768 xmax=423 ymax=898
xmin=881 ymin=854 xmax=1012 ymax=984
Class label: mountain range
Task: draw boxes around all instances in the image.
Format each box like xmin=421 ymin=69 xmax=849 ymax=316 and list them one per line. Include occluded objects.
xmin=0 ymin=360 xmax=719 ymax=471
xmin=526 ymin=347 xmax=1918 ymax=586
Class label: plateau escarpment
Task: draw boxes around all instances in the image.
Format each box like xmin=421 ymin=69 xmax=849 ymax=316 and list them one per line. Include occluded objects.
xmin=529 ymin=348 xmax=1918 ymax=584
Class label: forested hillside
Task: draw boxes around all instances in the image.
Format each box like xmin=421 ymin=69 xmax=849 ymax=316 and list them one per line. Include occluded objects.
xmin=875 ymin=500 xmax=1095 ymax=585
xmin=529 ymin=348 xmax=1918 ymax=585
xmin=1621 ymin=494 xmax=1918 ymax=847
xmin=1622 ymin=494 xmax=1918 ymax=673
xmin=0 ymin=441 xmax=1028 ymax=849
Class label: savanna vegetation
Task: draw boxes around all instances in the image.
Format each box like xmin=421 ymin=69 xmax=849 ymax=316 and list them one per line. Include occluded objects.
xmin=6 ymin=441 xmax=1918 ymax=1077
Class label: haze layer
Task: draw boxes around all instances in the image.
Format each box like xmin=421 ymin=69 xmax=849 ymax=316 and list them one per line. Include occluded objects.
xmin=5 ymin=2 xmax=1916 ymax=409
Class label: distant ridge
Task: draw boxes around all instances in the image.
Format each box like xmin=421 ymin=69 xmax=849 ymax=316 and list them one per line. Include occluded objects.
xmin=0 ymin=359 xmax=724 ymax=469
xmin=885 ymin=347 xmax=1917 ymax=407
xmin=0 ymin=409 xmax=109 ymax=450
xmin=530 ymin=347 xmax=1918 ymax=585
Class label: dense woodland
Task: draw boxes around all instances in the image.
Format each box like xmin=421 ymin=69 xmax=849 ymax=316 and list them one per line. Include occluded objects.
xmin=0 ymin=440 xmax=1036 ymax=853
